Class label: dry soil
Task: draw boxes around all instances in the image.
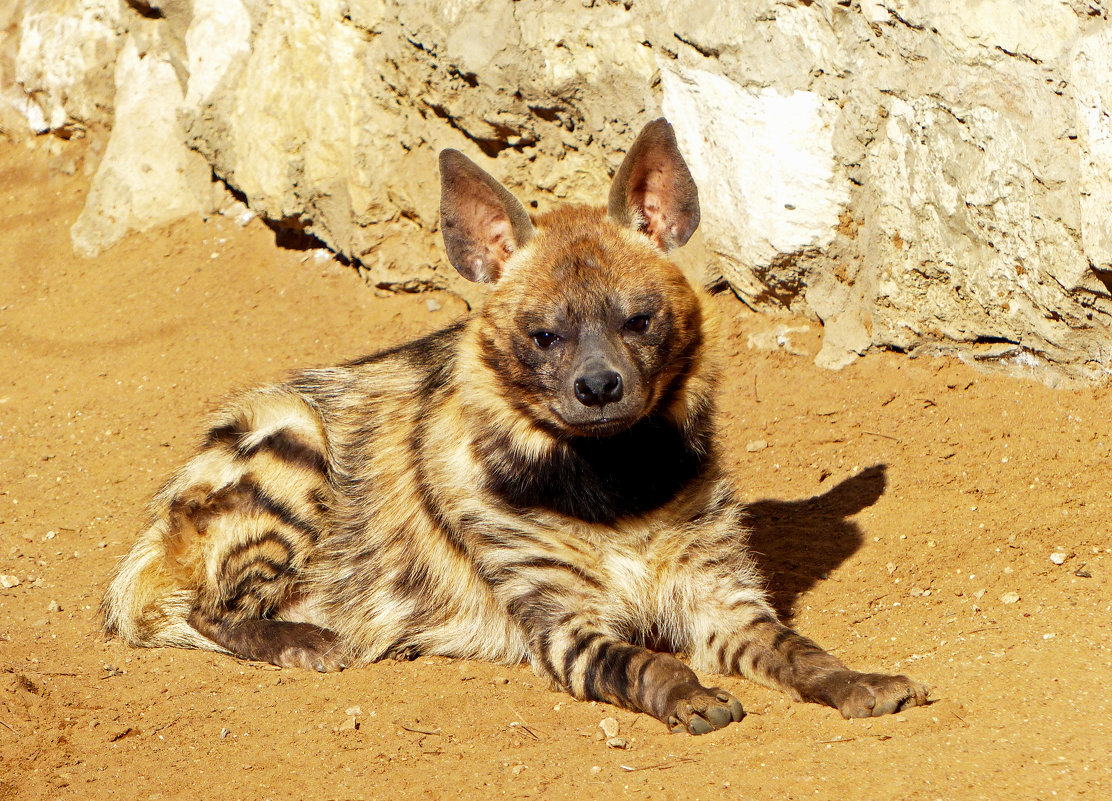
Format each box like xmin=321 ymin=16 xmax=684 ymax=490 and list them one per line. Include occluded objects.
xmin=1 ymin=136 xmax=1110 ymax=801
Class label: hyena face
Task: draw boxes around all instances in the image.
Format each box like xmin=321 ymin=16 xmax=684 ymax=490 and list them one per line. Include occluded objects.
xmin=478 ymin=216 xmax=704 ymax=437
xmin=441 ymin=121 xmax=704 ymax=438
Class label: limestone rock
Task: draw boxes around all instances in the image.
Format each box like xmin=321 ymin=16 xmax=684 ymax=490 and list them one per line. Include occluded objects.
xmin=71 ymin=36 xmax=213 ymax=257
xmin=661 ymin=62 xmax=849 ymax=311
xmin=11 ymin=0 xmax=123 ymax=134
xmin=3 ymin=0 xmax=1112 ymax=383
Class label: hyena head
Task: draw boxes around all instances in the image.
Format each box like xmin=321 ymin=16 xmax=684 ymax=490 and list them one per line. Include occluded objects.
xmin=440 ymin=119 xmax=708 ymax=440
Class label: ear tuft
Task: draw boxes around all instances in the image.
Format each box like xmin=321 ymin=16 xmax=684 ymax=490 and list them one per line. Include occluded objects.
xmin=608 ymin=118 xmax=700 ymax=252
xmin=439 ymin=150 xmax=535 ymax=283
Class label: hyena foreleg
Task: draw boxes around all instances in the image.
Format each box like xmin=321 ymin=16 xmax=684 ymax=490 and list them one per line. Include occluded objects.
xmin=690 ymin=602 xmax=929 ymax=717
xmin=505 ymin=593 xmax=744 ymax=734
xmin=674 ymin=524 xmax=930 ymax=718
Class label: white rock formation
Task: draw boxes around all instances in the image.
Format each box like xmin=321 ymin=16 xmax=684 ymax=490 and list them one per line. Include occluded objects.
xmin=661 ymin=63 xmax=849 ymax=307
xmin=3 ymin=0 xmax=1112 ymax=383
xmin=13 ymin=0 xmax=122 ymax=133
xmin=71 ymin=36 xmax=213 ymax=256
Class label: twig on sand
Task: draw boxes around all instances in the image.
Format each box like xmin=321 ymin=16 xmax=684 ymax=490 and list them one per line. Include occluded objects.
xmin=505 ymin=703 xmax=540 ymax=740
xmin=396 ymin=722 xmax=441 ymax=736
xmin=619 ymin=757 xmax=698 ymax=772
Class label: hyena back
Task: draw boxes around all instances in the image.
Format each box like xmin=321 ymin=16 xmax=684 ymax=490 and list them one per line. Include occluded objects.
xmin=103 ymin=119 xmax=928 ymax=734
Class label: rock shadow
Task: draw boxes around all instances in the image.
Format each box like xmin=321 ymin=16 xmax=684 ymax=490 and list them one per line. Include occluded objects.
xmin=743 ymin=464 xmax=887 ymax=620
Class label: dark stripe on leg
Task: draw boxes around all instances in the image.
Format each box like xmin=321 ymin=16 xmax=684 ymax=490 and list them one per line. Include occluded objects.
xmin=239 ymin=477 xmax=323 ymax=541
xmin=562 ymin=629 xmax=605 ymax=685
xmin=238 ymin=428 xmax=328 ymax=474
xmin=204 ymin=420 xmax=247 ymax=449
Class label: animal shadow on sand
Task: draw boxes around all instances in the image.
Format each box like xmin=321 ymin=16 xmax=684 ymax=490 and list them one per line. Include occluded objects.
xmin=743 ymin=464 xmax=887 ymax=620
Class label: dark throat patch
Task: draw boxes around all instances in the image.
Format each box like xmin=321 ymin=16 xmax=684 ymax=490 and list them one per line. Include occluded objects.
xmin=479 ymin=414 xmax=713 ymax=524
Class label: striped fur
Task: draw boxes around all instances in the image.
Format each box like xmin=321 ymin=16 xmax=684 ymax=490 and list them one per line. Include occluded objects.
xmin=103 ymin=119 xmax=927 ymax=733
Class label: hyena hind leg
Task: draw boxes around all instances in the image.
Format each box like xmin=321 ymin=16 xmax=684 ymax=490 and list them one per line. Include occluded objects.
xmin=171 ymin=480 xmax=350 ymax=672
xmin=105 ymin=386 xmax=350 ymax=672
xmin=165 ymin=405 xmax=349 ymax=672
xmin=187 ymin=609 xmax=348 ymax=673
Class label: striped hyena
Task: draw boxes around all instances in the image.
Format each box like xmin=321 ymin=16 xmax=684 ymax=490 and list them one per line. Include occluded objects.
xmin=102 ymin=119 xmax=928 ymax=734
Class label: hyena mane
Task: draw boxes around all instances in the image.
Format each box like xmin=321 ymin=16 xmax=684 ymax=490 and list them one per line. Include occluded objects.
xmin=103 ymin=119 xmax=928 ymax=734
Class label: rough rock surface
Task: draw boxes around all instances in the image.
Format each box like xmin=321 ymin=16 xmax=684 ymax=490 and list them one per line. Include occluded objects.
xmin=3 ymin=0 xmax=1112 ymax=383
xmin=71 ymin=34 xmax=214 ymax=256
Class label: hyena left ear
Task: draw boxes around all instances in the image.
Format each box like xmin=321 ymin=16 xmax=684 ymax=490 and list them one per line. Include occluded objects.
xmin=439 ymin=149 xmax=536 ymax=283
xmin=608 ymin=118 xmax=700 ymax=252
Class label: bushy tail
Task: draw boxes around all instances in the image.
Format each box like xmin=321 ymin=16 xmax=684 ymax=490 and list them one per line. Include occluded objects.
xmin=100 ymin=514 xmax=228 ymax=654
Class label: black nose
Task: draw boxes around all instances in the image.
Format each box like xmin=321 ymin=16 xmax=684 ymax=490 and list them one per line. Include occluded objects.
xmin=574 ymin=370 xmax=623 ymax=407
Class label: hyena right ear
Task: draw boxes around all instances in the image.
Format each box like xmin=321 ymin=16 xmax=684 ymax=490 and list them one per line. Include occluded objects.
xmin=439 ymin=149 xmax=535 ymax=283
xmin=608 ymin=118 xmax=700 ymax=252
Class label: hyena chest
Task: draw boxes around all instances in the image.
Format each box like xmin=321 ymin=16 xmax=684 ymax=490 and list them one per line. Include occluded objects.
xmin=549 ymin=525 xmax=670 ymax=629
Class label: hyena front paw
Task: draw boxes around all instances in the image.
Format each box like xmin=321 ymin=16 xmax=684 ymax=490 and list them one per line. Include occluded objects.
xmin=815 ymin=671 xmax=930 ymax=718
xmin=664 ymin=684 xmax=746 ymax=735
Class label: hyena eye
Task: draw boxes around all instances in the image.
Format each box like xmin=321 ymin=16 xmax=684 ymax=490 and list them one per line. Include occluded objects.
xmin=623 ymin=314 xmax=651 ymax=334
xmin=532 ymin=331 xmax=561 ymax=349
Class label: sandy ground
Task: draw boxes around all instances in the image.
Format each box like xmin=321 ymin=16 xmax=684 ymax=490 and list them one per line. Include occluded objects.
xmin=1 ymin=135 xmax=1110 ymax=801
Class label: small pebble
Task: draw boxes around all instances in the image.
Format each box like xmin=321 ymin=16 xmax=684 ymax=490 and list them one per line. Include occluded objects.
xmin=344 ymin=705 xmax=363 ymax=717
xmin=1049 ymin=552 xmax=1067 ymax=565
xmin=220 ymin=727 xmax=231 ymax=739
xmin=605 ymin=737 xmax=629 ymax=749
xmin=1000 ymin=591 xmax=1020 ymax=605
xmin=494 ymin=676 xmax=509 ymax=685
xmin=599 ymin=717 xmax=619 ymax=738
xmin=337 ymin=716 xmax=359 ymax=732
xmin=48 ymin=599 xmax=62 ymax=612
xmin=0 ymin=575 xmax=20 ymax=589
xmin=426 ymin=298 xmax=442 ymax=313
xmin=590 ymin=765 xmax=602 ymax=775
xmin=745 ymin=439 xmax=768 ymax=453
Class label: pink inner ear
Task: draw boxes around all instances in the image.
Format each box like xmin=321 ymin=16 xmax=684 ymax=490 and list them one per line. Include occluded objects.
xmin=633 ymin=164 xmax=673 ymax=244
xmin=484 ymin=213 xmax=515 ymax=260
xmin=460 ymin=193 xmax=515 ymax=269
xmin=477 ymin=213 xmax=515 ymax=283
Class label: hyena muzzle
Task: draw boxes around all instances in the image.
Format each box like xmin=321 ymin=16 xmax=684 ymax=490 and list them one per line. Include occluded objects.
xmin=102 ymin=119 xmax=929 ymax=734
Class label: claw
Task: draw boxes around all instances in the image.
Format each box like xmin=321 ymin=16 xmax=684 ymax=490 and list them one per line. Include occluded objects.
xmin=704 ymin=705 xmax=733 ymax=728
xmin=663 ymin=687 xmax=745 ymax=734
xmin=717 ymin=692 xmax=745 ymax=722
xmin=687 ymin=716 xmax=713 ymax=736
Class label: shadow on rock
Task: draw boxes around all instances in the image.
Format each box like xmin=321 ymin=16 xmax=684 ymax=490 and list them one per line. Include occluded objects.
xmin=744 ymin=464 xmax=887 ymax=620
